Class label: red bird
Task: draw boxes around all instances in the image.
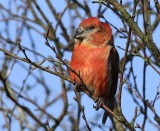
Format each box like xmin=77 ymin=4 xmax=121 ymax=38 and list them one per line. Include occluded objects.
xmin=70 ymin=17 xmax=119 ymax=124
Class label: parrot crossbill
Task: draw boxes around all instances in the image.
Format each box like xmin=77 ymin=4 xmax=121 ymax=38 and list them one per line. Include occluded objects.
xmin=70 ymin=17 xmax=119 ymax=124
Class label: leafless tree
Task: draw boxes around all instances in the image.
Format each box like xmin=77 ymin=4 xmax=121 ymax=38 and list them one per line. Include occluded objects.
xmin=0 ymin=0 xmax=160 ymax=131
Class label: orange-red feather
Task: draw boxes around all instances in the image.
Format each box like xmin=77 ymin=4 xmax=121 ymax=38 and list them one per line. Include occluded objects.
xmin=70 ymin=17 xmax=119 ymax=124
xmin=70 ymin=44 xmax=113 ymax=98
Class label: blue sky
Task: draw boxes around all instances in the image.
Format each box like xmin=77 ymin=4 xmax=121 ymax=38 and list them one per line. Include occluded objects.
xmin=0 ymin=0 xmax=160 ymax=131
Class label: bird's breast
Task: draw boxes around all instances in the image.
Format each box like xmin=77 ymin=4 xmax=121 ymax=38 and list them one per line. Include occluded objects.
xmin=70 ymin=44 xmax=112 ymax=98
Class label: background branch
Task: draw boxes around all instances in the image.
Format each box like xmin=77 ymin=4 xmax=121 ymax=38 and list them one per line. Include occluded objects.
xmin=0 ymin=0 xmax=159 ymax=130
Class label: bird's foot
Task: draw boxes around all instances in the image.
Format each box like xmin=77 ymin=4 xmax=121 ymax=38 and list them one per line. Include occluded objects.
xmin=93 ymin=97 xmax=104 ymax=111
xmin=73 ymin=81 xmax=82 ymax=92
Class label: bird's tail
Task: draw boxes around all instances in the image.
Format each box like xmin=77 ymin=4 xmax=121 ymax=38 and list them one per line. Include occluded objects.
xmin=102 ymin=98 xmax=114 ymax=124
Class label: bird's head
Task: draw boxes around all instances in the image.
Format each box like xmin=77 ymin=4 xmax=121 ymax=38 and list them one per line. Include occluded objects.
xmin=73 ymin=17 xmax=113 ymax=46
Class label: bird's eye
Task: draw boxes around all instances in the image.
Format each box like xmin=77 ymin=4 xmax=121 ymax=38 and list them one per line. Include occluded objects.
xmin=89 ymin=26 xmax=95 ymax=30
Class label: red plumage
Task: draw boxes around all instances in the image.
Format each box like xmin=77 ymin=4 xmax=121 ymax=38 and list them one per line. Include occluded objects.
xmin=70 ymin=17 xmax=119 ymax=124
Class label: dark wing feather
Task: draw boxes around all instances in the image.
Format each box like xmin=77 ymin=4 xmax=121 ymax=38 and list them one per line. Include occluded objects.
xmin=110 ymin=47 xmax=119 ymax=98
xmin=102 ymin=47 xmax=119 ymax=124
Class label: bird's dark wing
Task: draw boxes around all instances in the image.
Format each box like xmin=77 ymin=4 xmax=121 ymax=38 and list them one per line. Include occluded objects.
xmin=102 ymin=46 xmax=119 ymax=124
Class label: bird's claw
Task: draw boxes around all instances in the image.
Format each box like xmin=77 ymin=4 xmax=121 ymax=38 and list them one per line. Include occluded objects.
xmin=73 ymin=81 xmax=82 ymax=92
xmin=93 ymin=97 xmax=104 ymax=111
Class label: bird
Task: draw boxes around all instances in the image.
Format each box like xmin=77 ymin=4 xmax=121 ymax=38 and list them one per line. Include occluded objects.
xmin=69 ymin=17 xmax=119 ymax=124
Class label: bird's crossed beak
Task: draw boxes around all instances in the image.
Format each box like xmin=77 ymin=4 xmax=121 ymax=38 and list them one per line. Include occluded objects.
xmin=73 ymin=28 xmax=85 ymax=39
